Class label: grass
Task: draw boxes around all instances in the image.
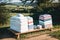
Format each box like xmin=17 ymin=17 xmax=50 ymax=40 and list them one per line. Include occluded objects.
xmin=54 ymin=25 xmax=60 ymax=28
xmin=49 ymin=25 xmax=60 ymax=40
xmin=0 ymin=24 xmax=10 ymax=28
xmin=50 ymin=30 xmax=60 ymax=40
xmin=20 ymin=30 xmax=50 ymax=39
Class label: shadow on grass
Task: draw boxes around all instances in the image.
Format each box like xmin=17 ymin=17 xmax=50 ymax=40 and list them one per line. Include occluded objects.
xmin=0 ymin=27 xmax=16 ymax=39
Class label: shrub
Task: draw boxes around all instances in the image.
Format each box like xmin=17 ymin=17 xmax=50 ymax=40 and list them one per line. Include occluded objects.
xmin=0 ymin=4 xmax=10 ymax=25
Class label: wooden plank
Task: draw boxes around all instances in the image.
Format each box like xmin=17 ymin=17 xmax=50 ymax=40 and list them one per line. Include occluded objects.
xmin=8 ymin=28 xmax=52 ymax=40
xmin=8 ymin=28 xmax=52 ymax=34
xmin=8 ymin=29 xmax=21 ymax=40
xmin=21 ymin=28 xmax=52 ymax=34
xmin=8 ymin=29 xmax=20 ymax=35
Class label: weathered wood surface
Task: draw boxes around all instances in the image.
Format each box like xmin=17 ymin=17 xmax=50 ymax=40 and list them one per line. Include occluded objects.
xmin=8 ymin=28 xmax=52 ymax=40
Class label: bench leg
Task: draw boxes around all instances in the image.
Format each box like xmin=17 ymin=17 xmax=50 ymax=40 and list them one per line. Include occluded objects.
xmin=17 ymin=34 xmax=20 ymax=40
xmin=49 ymin=28 xmax=53 ymax=31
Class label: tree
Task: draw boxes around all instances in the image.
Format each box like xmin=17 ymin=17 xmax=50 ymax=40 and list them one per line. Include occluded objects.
xmin=31 ymin=0 xmax=60 ymax=25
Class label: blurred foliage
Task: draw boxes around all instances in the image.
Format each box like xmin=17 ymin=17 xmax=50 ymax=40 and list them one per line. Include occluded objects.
xmin=31 ymin=0 xmax=60 ymax=25
xmin=0 ymin=0 xmax=60 ymax=26
xmin=50 ymin=30 xmax=60 ymax=40
xmin=0 ymin=4 xmax=10 ymax=25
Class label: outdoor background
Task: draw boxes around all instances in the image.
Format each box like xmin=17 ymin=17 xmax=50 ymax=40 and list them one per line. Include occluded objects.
xmin=0 ymin=0 xmax=60 ymax=27
xmin=0 ymin=0 xmax=60 ymax=40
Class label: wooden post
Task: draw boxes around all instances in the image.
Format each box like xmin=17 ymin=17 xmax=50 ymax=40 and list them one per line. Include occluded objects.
xmin=17 ymin=34 xmax=20 ymax=40
xmin=8 ymin=29 xmax=21 ymax=40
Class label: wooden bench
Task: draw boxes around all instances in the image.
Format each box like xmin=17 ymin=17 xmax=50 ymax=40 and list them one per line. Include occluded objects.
xmin=8 ymin=28 xmax=53 ymax=40
xmin=8 ymin=29 xmax=21 ymax=40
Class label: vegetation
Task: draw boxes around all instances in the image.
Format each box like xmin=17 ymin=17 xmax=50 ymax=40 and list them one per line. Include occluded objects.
xmin=0 ymin=0 xmax=60 ymax=26
xmin=50 ymin=30 xmax=60 ymax=40
xmin=0 ymin=1 xmax=60 ymax=40
xmin=0 ymin=4 xmax=10 ymax=26
xmin=31 ymin=0 xmax=60 ymax=25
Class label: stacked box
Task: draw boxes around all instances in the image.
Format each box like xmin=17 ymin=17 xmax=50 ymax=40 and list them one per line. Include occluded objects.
xmin=26 ymin=16 xmax=34 ymax=31
xmin=39 ymin=14 xmax=53 ymax=29
xmin=10 ymin=14 xmax=28 ymax=33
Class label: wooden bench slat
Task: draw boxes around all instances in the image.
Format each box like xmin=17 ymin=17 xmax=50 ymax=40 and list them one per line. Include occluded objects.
xmin=8 ymin=28 xmax=52 ymax=35
xmin=8 ymin=28 xmax=52 ymax=40
xmin=8 ymin=29 xmax=20 ymax=35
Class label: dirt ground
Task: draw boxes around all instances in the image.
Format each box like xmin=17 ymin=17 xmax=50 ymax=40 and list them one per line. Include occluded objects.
xmin=0 ymin=34 xmax=58 ymax=40
xmin=0 ymin=28 xmax=59 ymax=40
xmin=23 ymin=34 xmax=58 ymax=40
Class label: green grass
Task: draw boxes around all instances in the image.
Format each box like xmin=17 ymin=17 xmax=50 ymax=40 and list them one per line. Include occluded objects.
xmin=0 ymin=24 xmax=10 ymax=28
xmin=49 ymin=25 xmax=60 ymax=40
xmin=50 ymin=30 xmax=60 ymax=40
xmin=54 ymin=25 xmax=60 ymax=29
xmin=21 ymin=30 xmax=50 ymax=39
